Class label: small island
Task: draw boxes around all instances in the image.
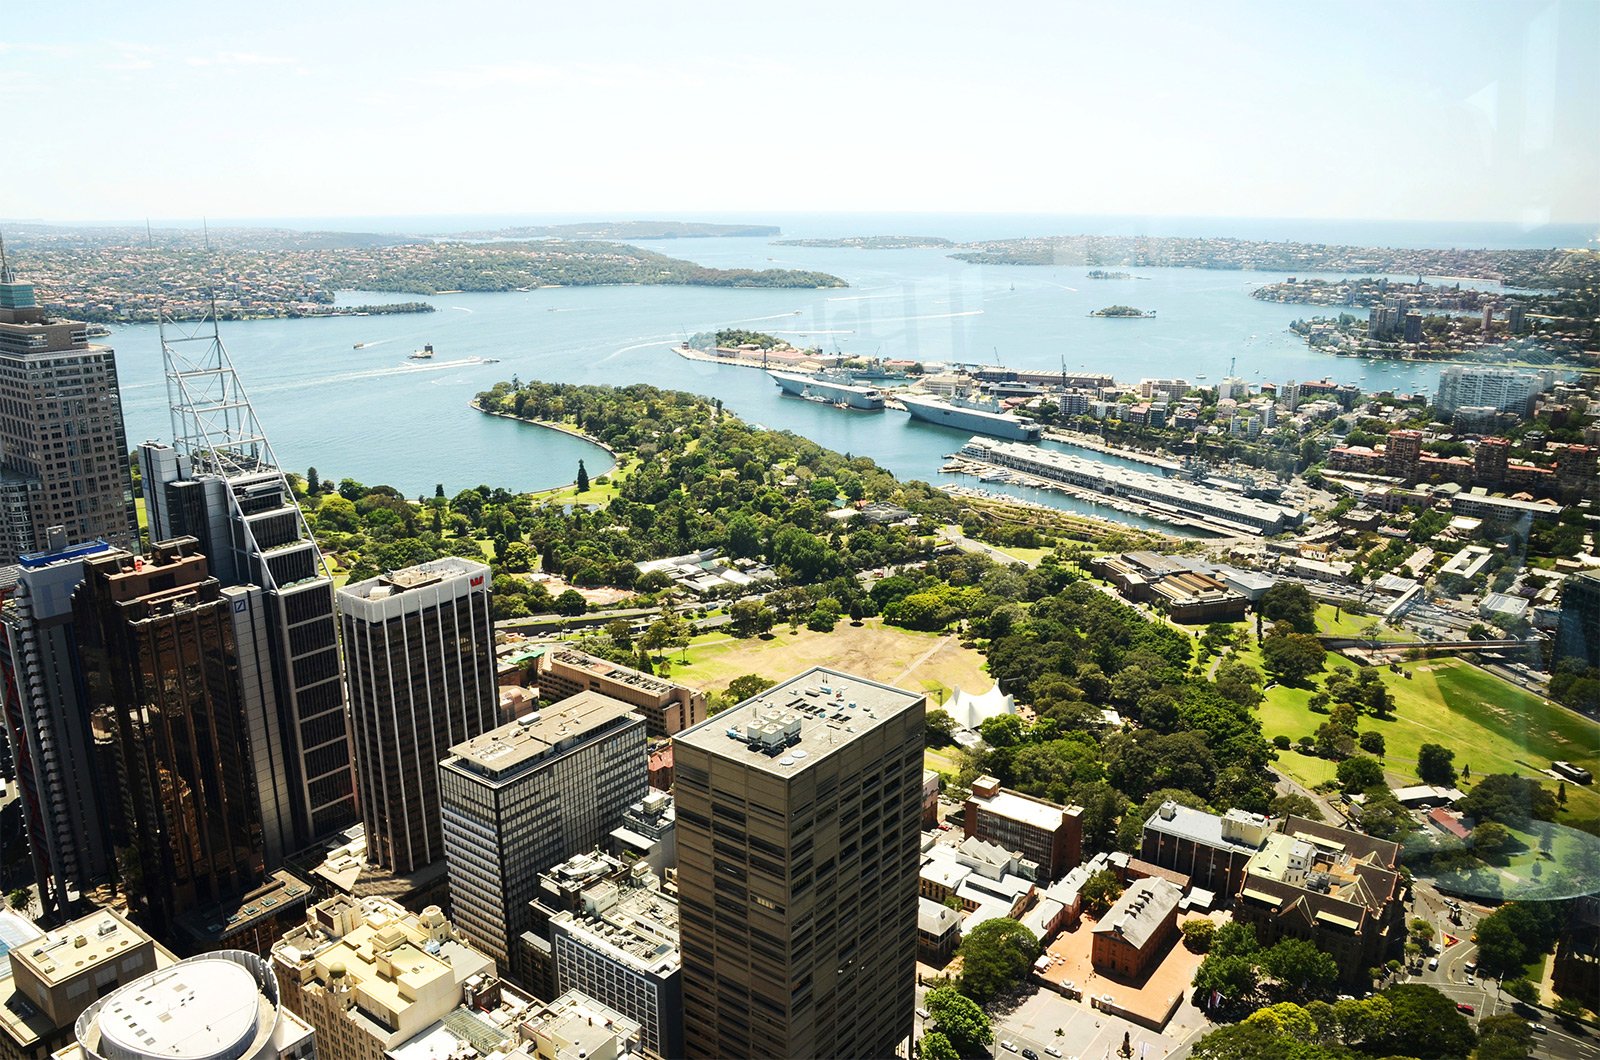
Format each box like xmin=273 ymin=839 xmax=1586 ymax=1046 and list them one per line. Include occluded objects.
xmin=1085 ymin=269 xmax=1133 ymax=280
xmin=1090 ymin=305 xmax=1155 ymax=318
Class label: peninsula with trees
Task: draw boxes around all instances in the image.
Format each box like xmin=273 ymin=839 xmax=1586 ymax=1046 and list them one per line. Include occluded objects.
xmin=3 ymin=223 xmax=846 ymax=323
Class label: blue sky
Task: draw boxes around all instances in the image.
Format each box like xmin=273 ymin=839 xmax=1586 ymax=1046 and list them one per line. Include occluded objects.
xmin=2 ymin=0 xmax=1596 ymax=224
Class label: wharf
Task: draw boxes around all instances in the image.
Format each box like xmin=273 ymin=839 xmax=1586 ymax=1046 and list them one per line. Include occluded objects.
xmin=1044 ymin=430 xmax=1183 ymax=472
xmin=940 ymin=456 xmax=1223 ymax=535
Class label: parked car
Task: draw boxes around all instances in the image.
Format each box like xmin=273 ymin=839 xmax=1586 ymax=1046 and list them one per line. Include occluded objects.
xmin=1000 ymin=1041 xmax=1019 ymax=1053
xmin=1044 ymin=1049 xmax=1063 ymax=1058
xmin=1023 ymin=1050 xmax=1040 ymax=1060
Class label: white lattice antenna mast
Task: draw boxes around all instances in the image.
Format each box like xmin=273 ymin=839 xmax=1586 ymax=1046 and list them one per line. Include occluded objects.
xmin=158 ymin=299 xmax=330 ymax=584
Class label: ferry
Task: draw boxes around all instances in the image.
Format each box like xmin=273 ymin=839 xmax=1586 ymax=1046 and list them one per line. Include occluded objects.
xmin=409 ymin=344 xmax=436 ymax=360
xmin=768 ymin=369 xmax=885 ymax=411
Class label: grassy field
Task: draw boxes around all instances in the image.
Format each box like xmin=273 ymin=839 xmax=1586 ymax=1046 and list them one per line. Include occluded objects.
xmin=533 ymin=456 xmax=639 ymax=508
xmin=1314 ymin=603 xmax=1417 ymax=642
xmin=1252 ymin=652 xmax=1600 ymax=825
xmin=676 ymin=618 xmax=992 ymax=704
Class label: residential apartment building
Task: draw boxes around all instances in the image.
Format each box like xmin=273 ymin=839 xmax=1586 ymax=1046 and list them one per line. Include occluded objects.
xmin=1435 ymin=364 xmax=1542 ymax=416
xmin=540 ymin=646 xmax=704 ymax=737
xmin=439 ymin=691 xmax=647 ymax=975
xmin=963 ymin=775 xmax=1083 ymax=881
xmin=270 ymin=894 xmax=494 ymax=1060
xmin=0 ymin=247 xmax=137 ymax=562
xmin=73 ymin=539 xmax=266 ymax=938
xmin=338 ymin=558 xmax=497 ymax=875
xmin=675 ymin=668 xmax=925 ymax=1060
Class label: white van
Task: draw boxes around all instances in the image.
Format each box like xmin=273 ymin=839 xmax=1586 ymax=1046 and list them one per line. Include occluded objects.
xmin=1428 ymin=957 xmax=1439 ymax=971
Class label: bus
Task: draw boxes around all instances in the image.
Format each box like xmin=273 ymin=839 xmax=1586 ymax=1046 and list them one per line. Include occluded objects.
xmin=1553 ymin=761 xmax=1594 ymax=784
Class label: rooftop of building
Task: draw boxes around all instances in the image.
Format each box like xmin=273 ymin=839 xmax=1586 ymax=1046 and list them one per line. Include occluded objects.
xmin=338 ymin=556 xmax=488 ymax=602
xmin=300 ymin=824 xmax=452 ymax=903
xmin=1092 ymin=877 xmax=1183 ymax=950
xmin=673 ymin=666 xmax=923 ymax=775
xmin=1142 ymin=802 xmax=1269 ymax=853
xmin=272 ymin=895 xmax=493 ymax=1020
xmin=522 ymin=990 xmax=640 ymax=1060
xmin=176 ymin=869 xmax=312 ymax=944
xmin=387 ymin=979 xmax=541 ymax=1060
xmin=444 ymin=691 xmax=642 ymax=781
xmin=10 ymin=907 xmax=153 ymax=989
xmin=967 ymin=782 xmax=1077 ymax=832
xmin=552 ymin=871 xmax=679 ymax=976
xmin=917 ymin=898 xmax=961 ymax=936
xmin=77 ymin=953 xmax=284 ymax=1060
xmin=545 ymin=645 xmax=681 ymax=697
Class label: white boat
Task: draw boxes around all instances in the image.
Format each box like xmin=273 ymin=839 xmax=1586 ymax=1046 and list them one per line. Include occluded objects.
xmin=409 ymin=344 xmax=436 ymax=360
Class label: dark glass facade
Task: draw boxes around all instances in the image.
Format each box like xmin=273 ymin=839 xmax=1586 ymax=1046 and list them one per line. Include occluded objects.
xmin=74 ymin=539 xmax=265 ymax=936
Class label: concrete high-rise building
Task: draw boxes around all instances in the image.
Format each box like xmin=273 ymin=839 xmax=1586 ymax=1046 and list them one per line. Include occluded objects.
xmin=0 ymin=239 xmax=137 ymax=562
xmin=57 ymin=951 xmax=315 ymax=1060
xmin=337 ymin=558 xmax=497 ymax=876
xmin=549 ymin=864 xmax=682 ymax=1059
xmin=1508 ymin=303 xmax=1527 ymax=334
xmin=0 ymin=534 xmax=117 ymax=918
xmin=271 ymin=894 xmax=493 ymax=1060
xmin=1435 ymin=365 xmax=1542 ymax=416
xmin=540 ymin=646 xmax=705 ymax=737
xmin=74 ymin=539 xmax=268 ymax=938
xmin=1403 ymin=311 xmax=1423 ymax=344
xmin=140 ymin=318 xmax=356 ymax=859
xmin=674 ymin=668 xmax=925 ymax=1060
xmin=439 ymin=690 xmax=647 ymax=976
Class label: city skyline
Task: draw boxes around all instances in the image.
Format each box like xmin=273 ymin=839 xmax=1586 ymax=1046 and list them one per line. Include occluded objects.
xmin=2 ymin=1 xmax=1597 ymax=224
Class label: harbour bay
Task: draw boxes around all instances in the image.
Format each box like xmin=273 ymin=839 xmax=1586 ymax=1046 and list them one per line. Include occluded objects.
xmin=105 ymin=231 xmax=1511 ymax=527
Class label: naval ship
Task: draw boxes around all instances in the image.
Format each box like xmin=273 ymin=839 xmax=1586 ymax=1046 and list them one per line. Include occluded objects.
xmin=768 ymin=369 xmax=886 ymax=411
xmin=899 ymin=392 xmax=1044 ymax=442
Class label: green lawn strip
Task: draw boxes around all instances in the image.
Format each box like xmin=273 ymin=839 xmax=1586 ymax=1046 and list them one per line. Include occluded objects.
xmin=995 ymin=545 xmax=1052 ymax=565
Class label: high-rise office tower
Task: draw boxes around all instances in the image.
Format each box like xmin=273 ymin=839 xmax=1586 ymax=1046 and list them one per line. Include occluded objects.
xmin=73 ymin=538 xmax=265 ymax=937
xmin=139 ymin=315 xmax=356 ymax=862
xmin=0 ymin=532 xmax=118 ymax=917
xmin=0 ymin=237 xmax=137 ymax=562
xmin=338 ymin=557 xmax=497 ymax=875
xmin=439 ymin=689 xmax=647 ymax=979
xmin=673 ymin=667 xmax=925 ymax=1060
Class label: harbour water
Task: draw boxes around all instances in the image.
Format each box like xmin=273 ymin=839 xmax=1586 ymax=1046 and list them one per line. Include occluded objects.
xmin=104 ymin=220 xmax=1548 ymax=527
